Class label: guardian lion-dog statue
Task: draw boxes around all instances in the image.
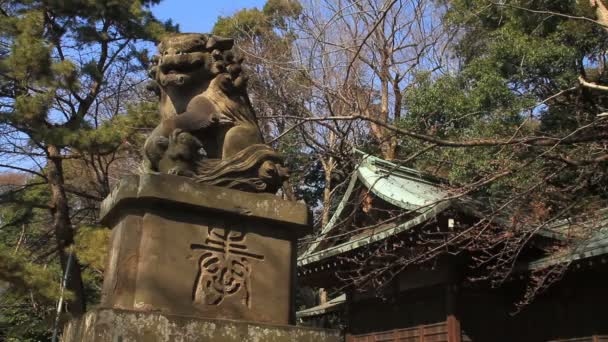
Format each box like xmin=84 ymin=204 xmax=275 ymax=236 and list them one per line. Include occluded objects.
xmin=143 ymin=33 xmax=288 ymax=193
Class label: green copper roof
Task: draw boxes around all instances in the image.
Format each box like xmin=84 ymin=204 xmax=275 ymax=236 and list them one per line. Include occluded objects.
xmin=523 ymin=212 xmax=608 ymax=270
xmin=357 ymin=153 xmax=448 ymax=211
xmin=298 ymin=152 xmax=450 ymax=267
xmin=298 ymin=202 xmax=450 ymax=267
xmin=298 ymin=151 xmax=608 ymax=271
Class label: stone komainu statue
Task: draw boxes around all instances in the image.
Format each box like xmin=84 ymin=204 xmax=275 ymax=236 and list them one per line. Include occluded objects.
xmin=143 ymin=33 xmax=288 ymax=193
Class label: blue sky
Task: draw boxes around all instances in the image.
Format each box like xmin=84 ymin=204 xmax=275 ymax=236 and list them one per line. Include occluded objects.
xmin=152 ymin=0 xmax=266 ymax=33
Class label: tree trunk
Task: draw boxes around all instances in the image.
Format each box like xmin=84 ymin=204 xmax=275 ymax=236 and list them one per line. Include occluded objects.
xmin=320 ymin=156 xmax=335 ymax=227
xmin=47 ymin=145 xmax=86 ymax=315
xmin=377 ymin=45 xmax=397 ymax=160
xmin=379 ymin=70 xmax=394 ymax=159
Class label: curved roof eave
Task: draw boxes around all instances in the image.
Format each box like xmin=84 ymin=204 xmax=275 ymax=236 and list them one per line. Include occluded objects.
xmin=357 ymin=154 xmax=448 ymax=212
xmin=299 ymin=152 xmax=452 ymax=262
xmin=297 ymin=201 xmax=451 ymax=267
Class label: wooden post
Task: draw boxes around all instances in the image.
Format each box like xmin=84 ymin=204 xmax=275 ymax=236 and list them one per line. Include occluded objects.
xmin=447 ymin=315 xmax=461 ymax=342
xmin=446 ymin=285 xmax=461 ymax=342
xmin=345 ymin=290 xmax=353 ymax=342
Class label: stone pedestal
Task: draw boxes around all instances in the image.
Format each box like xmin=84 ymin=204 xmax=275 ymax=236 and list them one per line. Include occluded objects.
xmin=62 ymin=174 xmax=340 ymax=341
xmin=98 ymin=174 xmax=310 ymax=325
xmin=61 ymin=309 xmax=341 ymax=342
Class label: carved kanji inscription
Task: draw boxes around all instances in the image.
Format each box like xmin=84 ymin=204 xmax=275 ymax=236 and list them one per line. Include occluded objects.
xmin=191 ymin=227 xmax=264 ymax=307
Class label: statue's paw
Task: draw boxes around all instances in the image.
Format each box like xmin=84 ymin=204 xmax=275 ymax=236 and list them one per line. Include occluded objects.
xmin=170 ymin=128 xmax=184 ymax=142
xmin=168 ymin=166 xmax=195 ymax=177
xmin=169 ymin=129 xmax=203 ymax=151
xmin=167 ymin=167 xmax=181 ymax=175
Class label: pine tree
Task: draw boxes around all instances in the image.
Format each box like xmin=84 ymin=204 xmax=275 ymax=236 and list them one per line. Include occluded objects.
xmin=0 ymin=0 xmax=174 ymax=330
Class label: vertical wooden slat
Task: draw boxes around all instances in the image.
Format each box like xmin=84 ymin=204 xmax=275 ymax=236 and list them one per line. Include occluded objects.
xmin=351 ymin=322 xmax=454 ymax=342
xmin=446 ymin=285 xmax=461 ymax=342
xmin=345 ymin=291 xmax=353 ymax=342
xmin=447 ymin=315 xmax=461 ymax=342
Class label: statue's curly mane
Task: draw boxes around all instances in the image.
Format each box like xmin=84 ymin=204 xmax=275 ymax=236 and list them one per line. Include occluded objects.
xmin=149 ymin=34 xmax=248 ymax=97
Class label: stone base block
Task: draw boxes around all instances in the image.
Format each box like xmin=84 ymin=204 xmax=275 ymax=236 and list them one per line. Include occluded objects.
xmin=99 ymin=174 xmax=311 ymax=325
xmin=61 ymin=309 xmax=341 ymax=342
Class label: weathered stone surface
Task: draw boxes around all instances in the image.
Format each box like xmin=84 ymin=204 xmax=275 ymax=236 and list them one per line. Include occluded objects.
xmin=142 ymin=33 xmax=289 ymax=193
xmin=99 ymin=174 xmax=310 ymax=325
xmin=61 ymin=308 xmax=341 ymax=342
xmin=100 ymin=173 xmax=310 ymax=230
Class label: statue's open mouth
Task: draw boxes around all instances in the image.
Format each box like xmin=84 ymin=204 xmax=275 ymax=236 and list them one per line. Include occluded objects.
xmin=159 ymin=52 xmax=206 ymax=75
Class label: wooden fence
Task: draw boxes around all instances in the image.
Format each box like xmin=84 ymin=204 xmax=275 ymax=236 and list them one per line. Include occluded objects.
xmin=347 ymin=322 xmax=606 ymax=342
xmin=347 ymin=322 xmax=451 ymax=342
xmin=549 ymin=337 xmax=608 ymax=342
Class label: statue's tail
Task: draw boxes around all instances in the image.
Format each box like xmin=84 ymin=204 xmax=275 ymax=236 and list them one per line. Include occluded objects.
xmin=195 ymin=144 xmax=287 ymax=193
